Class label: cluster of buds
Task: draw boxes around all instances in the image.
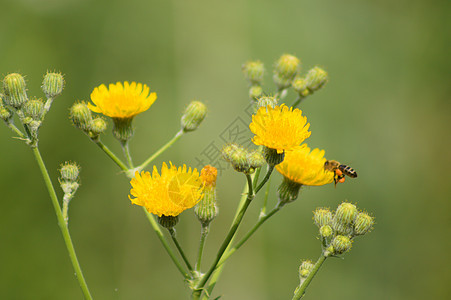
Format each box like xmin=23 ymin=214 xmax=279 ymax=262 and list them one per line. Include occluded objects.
xmin=222 ymin=143 xmax=265 ymax=175
xmin=69 ymin=102 xmax=107 ymax=140
xmin=292 ymin=66 xmax=328 ymax=99
xmin=313 ymin=202 xmax=374 ymax=256
xmin=242 ymin=60 xmax=265 ymax=100
xmin=1 ymin=72 xmax=64 ymax=145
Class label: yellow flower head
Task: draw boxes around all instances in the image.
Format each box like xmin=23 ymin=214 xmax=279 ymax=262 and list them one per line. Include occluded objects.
xmin=88 ymin=81 xmax=157 ymax=119
xmin=276 ymin=145 xmax=334 ymax=186
xmin=129 ymin=162 xmax=204 ymax=217
xmin=249 ymin=104 xmax=311 ymax=153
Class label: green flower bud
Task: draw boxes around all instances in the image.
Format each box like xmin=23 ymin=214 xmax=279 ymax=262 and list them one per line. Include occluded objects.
xmin=313 ymin=208 xmax=333 ymax=227
xmin=3 ymin=73 xmax=28 ymax=108
xmin=249 ymin=85 xmax=263 ymax=100
xmin=305 ymin=67 xmax=328 ymax=92
xmin=277 ymin=177 xmax=302 ymax=207
xmin=263 ymin=146 xmax=284 ymax=167
xmin=242 ymin=60 xmax=265 ymax=85
xmin=0 ymin=103 xmax=13 ymax=121
xmin=181 ymin=101 xmax=207 ymax=132
xmin=158 ymin=215 xmax=179 ymax=229
xmin=247 ymin=150 xmax=265 ymax=171
xmin=256 ymin=96 xmax=278 ymax=110
xmin=59 ymin=161 xmax=80 ymax=182
xmin=292 ymin=76 xmax=309 ymax=97
xmin=331 ymin=235 xmax=352 ymax=254
xmin=195 ymin=165 xmax=218 ymax=226
xmin=222 ymin=143 xmax=249 ymax=173
xmin=299 ymin=260 xmax=314 ymax=279
xmin=70 ymin=102 xmax=93 ymax=131
xmin=90 ymin=117 xmax=107 ymax=136
xmin=319 ymin=225 xmax=333 ymax=238
xmin=334 ymin=202 xmax=358 ymax=225
xmin=42 ymin=72 xmax=64 ymax=98
xmin=274 ymin=54 xmax=300 ymax=79
xmin=333 ymin=222 xmax=353 ymax=236
xmin=23 ymin=98 xmax=45 ymax=121
xmin=354 ymin=212 xmax=374 ymax=236
xmin=273 ymin=73 xmax=292 ymax=89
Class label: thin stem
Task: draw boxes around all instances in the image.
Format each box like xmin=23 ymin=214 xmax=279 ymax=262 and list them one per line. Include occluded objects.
xmin=138 ymin=130 xmax=184 ymax=171
xmin=252 ymin=166 xmax=262 ymax=191
xmin=291 ymin=95 xmax=305 ymax=108
xmin=203 ymin=173 xmax=254 ymax=298
xmin=196 ymin=225 xmax=209 ymax=272
xmin=193 ymin=175 xmax=254 ymax=298
xmin=32 ymin=147 xmax=93 ymax=300
xmin=62 ymin=193 xmax=75 ymax=225
xmin=168 ymin=228 xmax=194 ymax=274
xmin=217 ymin=205 xmax=281 ymax=268
xmin=92 ymin=138 xmax=128 ymax=172
xmin=121 ymin=140 xmax=134 ymax=168
xmin=254 ymin=165 xmax=274 ymax=194
xmin=142 ymin=208 xmax=189 ymax=279
xmin=292 ymin=254 xmax=328 ymax=300
xmin=5 ymin=121 xmax=26 ymax=139
xmin=260 ymin=175 xmax=272 ymax=215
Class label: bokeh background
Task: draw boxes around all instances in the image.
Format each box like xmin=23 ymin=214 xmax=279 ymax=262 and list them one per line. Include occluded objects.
xmin=0 ymin=0 xmax=449 ymax=299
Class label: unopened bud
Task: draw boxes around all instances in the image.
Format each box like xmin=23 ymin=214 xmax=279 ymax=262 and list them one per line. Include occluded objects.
xmin=222 ymin=143 xmax=249 ymax=173
xmin=242 ymin=60 xmax=265 ymax=85
xmin=299 ymin=260 xmax=314 ymax=279
xmin=195 ymin=165 xmax=218 ymax=226
xmin=0 ymin=104 xmax=12 ymax=121
xmin=181 ymin=101 xmax=207 ymax=132
xmin=249 ymin=85 xmax=263 ymax=100
xmin=354 ymin=212 xmax=374 ymax=236
xmin=70 ymin=102 xmax=93 ymax=131
xmin=319 ymin=225 xmax=333 ymax=238
xmin=274 ymin=54 xmax=300 ymax=79
xmin=331 ymin=235 xmax=352 ymax=254
xmin=292 ymin=76 xmax=309 ymax=97
xmin=59 ymin=161 xmax=80 ymax=182
xmin=305 ymin=67 xmax=328 ymax=92
xmin=90 ymin=117 xmax=107 ymax=136
xmin=313 ymin=208 xmax=333 ymax=227
xmin=23 ymin=99 xmax=45 ymax=121
xmin=333 ymin=222 xmax=353 ymax=236
xmin=256 ymin=96 xmax=278 ymax=109
xmin=334 ymin=202 xmax=358 ymax=226
xmin=158 ymin=215 xmax=179 ymax=229
xmin=42 ymin=72 xmax=64 ymax=98
xmin=3 ymin=73 xmax=28 ymax=108
xmin=247 ymin=150 xmax=265 ymax=171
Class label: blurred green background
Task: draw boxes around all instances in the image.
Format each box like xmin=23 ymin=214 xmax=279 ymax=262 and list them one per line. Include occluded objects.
xmin=0 ymin=0 xmax=449 ymax=299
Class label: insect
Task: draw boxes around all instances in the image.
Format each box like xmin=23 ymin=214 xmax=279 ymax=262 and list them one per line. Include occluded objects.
xmin=324 ymin=160 xmax=358 ymax=186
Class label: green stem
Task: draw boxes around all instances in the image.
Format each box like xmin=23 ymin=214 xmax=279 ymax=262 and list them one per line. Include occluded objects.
xmin=217 ymin=205 xmax=281 ymax=268
xmin=203 ymin=173 xmax=254 ymax=298
xmin=292 ymin=254 xmax=328 ymax=300
xmin=121 ymin=140 xmax=134 ymax=168
xmin=196 ymin=225 xmax=209 ymax=272
xmin=254 ymin=165 xmax=274 ymax=194
xmin=252 ymin=166 xmax=262 ymax=191
xmin=137 ymin=130 xmax=184 ymax=171
xmin=32 ymin=147 xmax=93 ymax=300
xmin=193 ymin=175 xmax=254 ymax=298
xmin=142 ymin=208 xmax=189 ymax=279
xmin=260 ymin=175 xmax=271 ymax=215
xmin=62 ymin=193 xmax=75 ymax=225
xmin=168 ymin=228 xmax=193 ymax=274
xmin=92 ymin=138 xmax=128 ymax=172
xmin=5 ymin=121 xmax=26 ymax=139
xmin=291 ymin=95 xmax=304 ymax=108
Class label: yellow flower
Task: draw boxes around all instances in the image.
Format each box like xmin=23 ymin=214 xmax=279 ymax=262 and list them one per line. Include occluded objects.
xmin=249 ymin=104 xmax=311 ymax=153
xmin=129 ymin=162 xmax=204 ymax=217
xmin=88 ymin=81 xmax=157 ymax=119
xmin=276 ymin=145 xmax=334 ymax=186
